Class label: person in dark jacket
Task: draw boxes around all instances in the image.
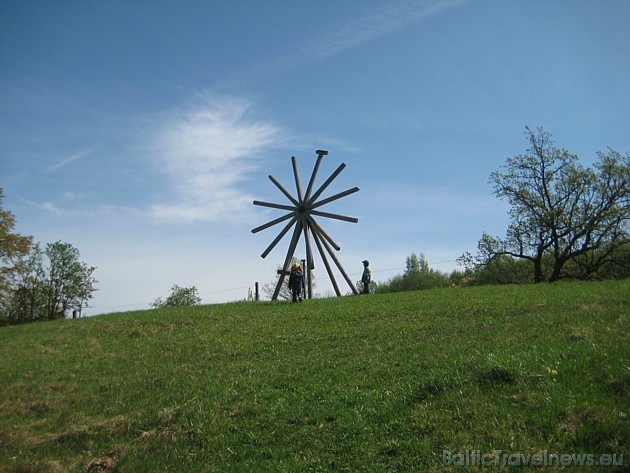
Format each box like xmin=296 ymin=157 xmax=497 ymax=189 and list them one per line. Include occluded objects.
xmin=361 ymin=260 xmax=371 ymax=294
xmin=288 ymin=263 xmax=303 ymax=303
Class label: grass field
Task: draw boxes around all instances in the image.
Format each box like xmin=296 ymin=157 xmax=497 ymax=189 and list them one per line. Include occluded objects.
xmin=1 ymin=280 xmax=628 ymax=472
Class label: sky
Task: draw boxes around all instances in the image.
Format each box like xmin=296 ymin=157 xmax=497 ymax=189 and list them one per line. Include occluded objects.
xmin=1 ymin=0 xmax=629 ymax=314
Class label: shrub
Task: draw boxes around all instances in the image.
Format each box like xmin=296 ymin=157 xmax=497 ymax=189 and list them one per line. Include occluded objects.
xmin=376 ymin=269 xmax=450 ymax=294
xmin=152 ymin=284 xmax=201 ymax=308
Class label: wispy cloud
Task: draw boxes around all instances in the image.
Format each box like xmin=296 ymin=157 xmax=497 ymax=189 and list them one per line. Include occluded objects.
xmin=148 ymin=93 xmax=287 ymax=223
xmin=254 ymin=0 xmax=468 ymax=74
xmin=47 ymin=143 xmax=99 ymax=172
xmin=38 ymin=200 xmax=121 ymax=217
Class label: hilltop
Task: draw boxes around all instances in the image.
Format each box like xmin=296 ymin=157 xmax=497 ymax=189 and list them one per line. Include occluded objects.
xmin=1 ymin=280 xmax=628 ymax=472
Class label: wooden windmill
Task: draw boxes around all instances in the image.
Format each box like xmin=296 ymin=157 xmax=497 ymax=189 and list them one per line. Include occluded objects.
xmin=252 ymin=150 xmax=359 ymax=300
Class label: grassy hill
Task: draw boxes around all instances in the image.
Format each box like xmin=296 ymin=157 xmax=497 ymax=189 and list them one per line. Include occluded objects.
xmin=1 ymin=280 xmax=628 ymax=472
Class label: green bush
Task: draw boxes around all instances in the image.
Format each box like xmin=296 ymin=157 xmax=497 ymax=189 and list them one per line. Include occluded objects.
xmin=151 ymin=284 xmax=201 ymax=308
xmin=376 ymin=269 xmax=450 ymax=294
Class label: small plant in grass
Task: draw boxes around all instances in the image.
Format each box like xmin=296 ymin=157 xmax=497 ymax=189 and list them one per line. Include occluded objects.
xmin=478 ymin=353 xmax=526 ymax=386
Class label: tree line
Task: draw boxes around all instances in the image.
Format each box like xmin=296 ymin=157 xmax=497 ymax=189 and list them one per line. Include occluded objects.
xmin=0 ymin=188 xmax=97 ymax=325
xmin=378 ymin=127 xmax=629 ymax=292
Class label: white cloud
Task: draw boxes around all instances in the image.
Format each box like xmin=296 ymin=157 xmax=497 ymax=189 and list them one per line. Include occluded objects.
xmin=40 ymin=201 xmax=68 ymax=216
xmin=254 ymin=0 xmax=469 ymax=74
xmin=38 ymin=200 xmax=124 ymax=218
xmin=299 ymin=0 xmax=468 ymax=62
xmin=46 ymin=143 xmax=99 ymax=173
xmin=148 ymin=94 xmax=287 ymax=223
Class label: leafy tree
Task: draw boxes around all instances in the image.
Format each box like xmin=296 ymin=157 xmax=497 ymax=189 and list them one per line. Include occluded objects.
xmin=458 ymin=248 xmax=533 ymax=285
xmin=65 ymin=254 xmax=98 ymax=317
xmin=464 ymin=127 xmax=629 ymax=282
xmin=0 ymin=191 xmax=97 ymax=323
xmin=0 ymin=188 xmax=33 ymax=309
xmin=377 ymin=253 xmax=450 ymax=294
xmin=3 ymin=241 xmax=98 ymax=323
xmin=152 ymin=284 xmax=201 ymax=308
xmin=4 ymin=243 xmax=46 ymax=323
xmin=405 ymin=252 xmax=429 ymax=275
xmin=44 ymin=242 xmax=97 ymax=319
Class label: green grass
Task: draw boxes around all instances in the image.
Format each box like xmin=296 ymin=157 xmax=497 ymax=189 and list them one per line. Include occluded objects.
xmin=1 ymin=280 xmax=628 ymax=472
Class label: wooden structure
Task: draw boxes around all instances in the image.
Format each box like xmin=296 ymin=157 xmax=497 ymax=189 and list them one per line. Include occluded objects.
xmin=252 ymin=150 xmax=359 ymax=300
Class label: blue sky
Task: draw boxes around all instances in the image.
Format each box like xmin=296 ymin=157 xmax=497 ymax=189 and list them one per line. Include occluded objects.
xmin=2 ymin=0 xmax=629 ymax=313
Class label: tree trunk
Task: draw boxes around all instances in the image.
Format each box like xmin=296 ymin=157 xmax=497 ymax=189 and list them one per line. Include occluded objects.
xmin=533 ymin=250 xmax=544 ymax=283
xmin=549 ymin=257 xmax=566 ymax=282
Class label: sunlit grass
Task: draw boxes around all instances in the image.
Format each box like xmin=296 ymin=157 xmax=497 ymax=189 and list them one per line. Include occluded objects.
xmin=1 ymin=280 xmax=628 ymax=472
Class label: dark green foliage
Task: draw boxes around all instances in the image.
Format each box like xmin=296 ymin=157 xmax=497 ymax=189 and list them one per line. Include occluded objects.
xmin=0 ymin=187 xmax=33 ymax=319
xmin=377 ymin=252 xmax=451 ymax=293
xmin=1 ymin=192 xmax=97 ymax=324
xmin=2 ymin=242 xmax=97 ymax=324
xmin=563 ymin=240 xmax=630 ymax=281
xmin=376 ymin=269 xmax=450 ymax=293
xmin=466 ymin=254 xmax=533 ymax=285
xmin=459 ymin=247 xmax=630 ymax=286
xmin=151 ymin=284 xmax=201 ymax=308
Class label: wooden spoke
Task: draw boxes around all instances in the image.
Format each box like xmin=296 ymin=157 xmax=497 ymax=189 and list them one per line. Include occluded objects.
xmin=314 ymin=225 xmax=359 ymax=296
xmin=251 ymin=211 xmax=294 ymax=234
xmin=253 ymin=200 xmax=296 ymax=212
xmin=291 ymin=156 xmax=304 ymax=203
xmin=309 ymin=209 xmax=358 ymax=223
xmin=311 ymin=227 xmax=341 ymax=297
xmin=307 ymin=162 xmax=346 ymax=204
xmin=272 ymin=219 xmax=303 ymax=300
xmin=261 ymin=216 xmax=297 ymax=259
xmin=302 ymin=220 xmax=314 ymax=299
xmin=269 ymin=175 xmax=299 ymax=206
xmin=310 ymin=187 xmax=360 ymax=210
xmin=305 ymin=215 xmax=341 ymax=251
xmin=304 ymin=153 xmax=324 ymax=201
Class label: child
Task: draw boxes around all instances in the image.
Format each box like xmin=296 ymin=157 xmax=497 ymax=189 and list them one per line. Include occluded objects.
xmin=288 ymin=263 xmax=303 ymax=303
xmin=361 ymin=260 xmax=371 ymax=294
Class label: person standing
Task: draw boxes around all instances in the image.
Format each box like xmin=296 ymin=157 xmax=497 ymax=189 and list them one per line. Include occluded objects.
xmin=361 ymin=260 xmax=371 ymax=294
xmin=288 ymin=263 xmax=304 ymax=303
